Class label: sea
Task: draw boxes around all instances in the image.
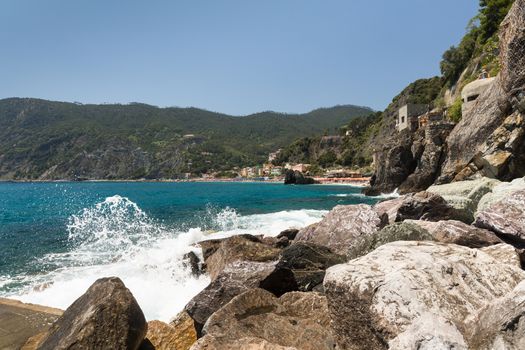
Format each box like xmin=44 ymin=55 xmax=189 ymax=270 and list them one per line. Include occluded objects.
xmin=0 ymin=181 xmax=392 ymax=321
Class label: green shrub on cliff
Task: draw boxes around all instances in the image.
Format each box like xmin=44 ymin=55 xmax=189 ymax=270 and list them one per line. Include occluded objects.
xmin=448 ymin=97 xmax=463 ymax=123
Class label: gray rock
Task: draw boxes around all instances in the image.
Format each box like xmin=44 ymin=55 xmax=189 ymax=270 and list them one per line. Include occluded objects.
xmin=373 ymin=196 xmax=405 ymax=225
xmin=184 ymin=261 xmax=297 ymax=333
xmin=394 ymin=191 xmax=470 ymax=223
xmin=192 ymin=289 xmax=335 ymax=350
xmin=427 ymin=177 xmax=502 ymax=222
xmin=406 ymin=219 xmax=502 ymax=248
xmin=36 ymin=277 xmax=147 ymax=350
xmin=347 ymin=222 xmax=433 ymax=260
xmin=295 ymin=204 xmax=382 ymax=255
xmin=324 ymin=241 xmax=525 ymax=350
xmin=475 ymin=189 xmax=525 ymax=243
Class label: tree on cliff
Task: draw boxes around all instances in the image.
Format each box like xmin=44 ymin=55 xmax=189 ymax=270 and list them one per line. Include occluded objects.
xmin=479 ymin=0 xmax=514 ymax=40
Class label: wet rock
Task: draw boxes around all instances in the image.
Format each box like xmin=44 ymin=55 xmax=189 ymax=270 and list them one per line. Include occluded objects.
xmin=394 ymin=191 xmax=469 ymax=223
xmin=192 ymin=289 xmax=335 ymax=350
xmin=466 ymin=280 xmax=525 ymax=350
xmin=475 ymin=189 xmax=525 ymax=244
xmin=183 ymin=252 xmax=202 ymax=277
xmin=406 ymin=219 xmax=502 ymax=248
xmin=184 ymin=261 xmax=297 ymax=333
xmin=197 ymin=234 xmax=281 ymax=280
xmin=427 ymin=177 xmax=501 ymax=222
xmin=295 ymin=204 xmax=382 ymax=255
xmin=324 ymin=241 xmax=525 ymax=350
xmin=36 ymin=277 xmax=147 ymax=350
xmin=347 ymin=222 xmax=433 ymax=260
xmin=277 ymin=242 xmax=346 ymax=291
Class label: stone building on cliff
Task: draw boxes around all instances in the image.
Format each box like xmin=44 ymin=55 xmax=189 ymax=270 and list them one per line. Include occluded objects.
xmin=396 ymin=104 xmax=428 ymax=131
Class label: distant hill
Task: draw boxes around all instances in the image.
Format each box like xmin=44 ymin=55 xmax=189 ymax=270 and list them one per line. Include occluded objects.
xmin=0 ymin=98 xmax=372 ymax=180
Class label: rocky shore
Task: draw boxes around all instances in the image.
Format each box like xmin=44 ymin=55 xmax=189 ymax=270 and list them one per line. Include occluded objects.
xmin=3 ymin=174 xmax=523 ymax=350
xmin=4 ymin=1 xmax=525 ymax=349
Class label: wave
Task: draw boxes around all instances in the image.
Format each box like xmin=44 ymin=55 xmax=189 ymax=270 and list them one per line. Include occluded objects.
xmin=331 ymin=188 xmax=400 ymax=200
xmin=2 ymin=195 xmax=326 ymax=321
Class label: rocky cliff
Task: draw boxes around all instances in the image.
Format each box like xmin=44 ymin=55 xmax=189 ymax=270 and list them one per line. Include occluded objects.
xmin=366 ymin=0 xmax=525 ymax=195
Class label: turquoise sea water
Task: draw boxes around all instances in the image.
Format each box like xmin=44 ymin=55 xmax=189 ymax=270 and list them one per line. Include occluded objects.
xmin=0 ymin=181 xmax=382 ymax=320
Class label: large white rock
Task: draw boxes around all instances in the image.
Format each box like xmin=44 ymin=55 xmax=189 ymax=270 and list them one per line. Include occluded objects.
xmin=323 ymin=241 xmax=525 ymax=350
xmin=466 ymin=280 xmax=525 ymax=350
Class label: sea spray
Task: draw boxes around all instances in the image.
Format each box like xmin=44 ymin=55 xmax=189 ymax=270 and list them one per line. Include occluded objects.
xmin=5 ymin=195 xmax=326 ymax=321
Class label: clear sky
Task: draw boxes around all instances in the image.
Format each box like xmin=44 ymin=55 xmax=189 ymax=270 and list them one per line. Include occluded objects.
xmin=0 ymin=0 xmax=479 ymax=115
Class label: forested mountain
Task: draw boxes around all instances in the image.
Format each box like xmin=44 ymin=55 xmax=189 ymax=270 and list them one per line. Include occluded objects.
xmin=0 ymin=98 xmax=371 ymax=180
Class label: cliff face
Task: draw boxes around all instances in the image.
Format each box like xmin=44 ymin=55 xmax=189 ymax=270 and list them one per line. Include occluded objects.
xmin=439 ymin=0 xmax=525 ymax=183
xmin=367 ymin=0 xmax=525 ymax=194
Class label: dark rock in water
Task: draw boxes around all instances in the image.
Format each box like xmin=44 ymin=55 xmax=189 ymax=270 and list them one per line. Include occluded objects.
xmin=36 ymin=277 xmax=147 ymax=350
xmin=277 ymin=228 xmax=299 ymax=241
xmin=295 ymin=204 xmax=383 ymax=256
xmin=197 ymin=234 xmax=282 ymax=281
xmin=284 ymin=169 xmax=316 ymax=185
xmin=277 ymin=242 xmax=346 ymax=291
xmin=192 ymin=289 xmax=336 ymax=350
xmin=184 ymin=261 xmax=297 ymax=334
xmin=395 ymin=191 xmax=470 ymax=223
xmin=182 ymin=251 xmax=202 ymax=277
xmin=475 ymin=189 xmax=525 ymax=244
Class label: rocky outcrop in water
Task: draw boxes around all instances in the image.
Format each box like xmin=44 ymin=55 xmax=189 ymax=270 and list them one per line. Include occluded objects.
xmin=284 ymin=170 xmax=317 ymax=185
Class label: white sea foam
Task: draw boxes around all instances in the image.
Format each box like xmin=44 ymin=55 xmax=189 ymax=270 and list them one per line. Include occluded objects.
xmin=331 ymin=188 xmax=400 ymax=200
xmin=6 ymin=195 xmax=326 ymax=321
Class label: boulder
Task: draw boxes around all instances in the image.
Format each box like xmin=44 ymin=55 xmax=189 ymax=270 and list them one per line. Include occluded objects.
xmin=324 ymin=241 xmax=525 ymax=350
xmin=373 ymin=196 xmax=404 ymax=225
xmin=197 ymin=234 xmax=281 ymax=280
xmin=276 ymin=242 xmax=346 ymax=291
xmin=405 ymin=219 xmax=502 ymax=248
xmin=347 ymin=222 xmax=433 ymax=260
xmin=140 ymin=315 xmax=197 ymax=350
xmin=476 ymin=176 xmax=525 ymax=214
xmin=184 ymin=261 xmax=297 ymax=333
xmin=193 ymin=289 xmax=335 ymax=350
xmin=480 ymin=244 xmax=522 ymax=269
xmin=394 ymin=191 xmax=470 ymax=223
xmin=427 ymin=177 xmax=501 ymax=222
xmin=475 ymin=189 xmax=525 ymax=244
xmin=295 ymin=204 xmax=382 ymax=255
xmin=35 ymin=277 xmax=147 ymax=350
xmin=466 ymin=280 xmax=525 ymax=350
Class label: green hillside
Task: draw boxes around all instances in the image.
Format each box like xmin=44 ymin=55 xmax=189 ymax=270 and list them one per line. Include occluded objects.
xmin=0 ymin=98 xmax=371 ymax=180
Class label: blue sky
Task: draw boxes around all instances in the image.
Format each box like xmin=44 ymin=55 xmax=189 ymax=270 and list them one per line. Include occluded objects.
xmin=0 ymin=1 xmax=478 ymax=115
